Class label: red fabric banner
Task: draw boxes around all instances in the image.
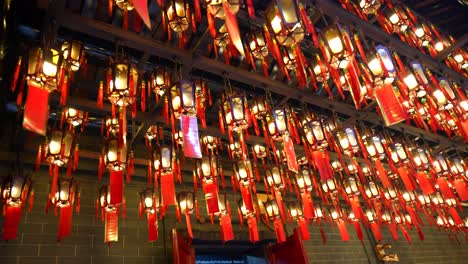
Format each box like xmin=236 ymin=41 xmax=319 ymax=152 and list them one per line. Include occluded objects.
xmin=397 ymin=167 xmax=415 ymax=191
xmin=161 ymin=173 xmax=176 ymax=206
xmin=301 ymin=192 xmax=315 ymax=219
xmin=312 ymin=150 xmax=334 ymax=181
xmin=204 ymin=183 xmax=220 ymax=215
xmin=1 ymin=206 xmax=22 ymax=240
xmin=274 ymin=218 xmax=286 ymax=243
xmin=375 ymin=159 xmax=392 ymax=188
xmin=353 ymin=221 xmax=363 ymax=241
xmin=437 ymin=178 xmax=456 ymax=200
xmin=224 ymin=0 xmax=244 ymax=57
xmin=415 ymin=172 xmax=435 ymax=195
xmin=220 ymin=215 xmax=234 ymax=242
xmin=374 ymin=84 xmax=407 ymax=126
xmin=147 ymin=212 xmax=158 ymax=242
xmin=298 ymin=218 xmax=310 ymax=240
xmin=337 ymin=220 xmax=350 ymax=241
xmin=23 ymin=82 xmax=49 ymax=135
xmin=110 ymin=170 xmax=123 ymax=205
xmin=240 ymin=186 xmax=254 ymax=212
xmin=350 ymin=197 xmax=363 ymax=220
xmin=181 ymin=115 xmax=202 ymax=158
xmin=283 ymin=135 xmax=298 ymax=173
xmin=267 ymin=228 xmax=308 ymax=264
xmin=247 ymin=217 xmax=259 ymax=243
xmin=58 ymin=206 xmax=73 ymax=241
xmin=370 ymin=222 xmax=382 ymax=241
xmin=105 ymin=210 xmax=118 ymax=243
xmin=133 ymin=0 xmax=151 ymax=29
xmin=453 ymin=178 xmax=468 ymax=201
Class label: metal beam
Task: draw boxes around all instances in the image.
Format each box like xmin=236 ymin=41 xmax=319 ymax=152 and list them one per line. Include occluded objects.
xmin=313 ymin=0 xmax=467 ymax=85
xmin=56 ymin=11 xmax=467 ymax=153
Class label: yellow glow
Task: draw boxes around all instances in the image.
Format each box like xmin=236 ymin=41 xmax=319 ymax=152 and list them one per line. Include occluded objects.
xmin=403 ymin=73 xmax=418 ymax=90
xmin=433 ymin=90 xmax=447 ymax=106
xmin=270 ymin=15 xmax=283 ymax=34
xmin=434 ymin=41 xmax=444 ymax=52
xmin=389 ymin=13 xmax=399 ymax=24
xmin=414 ymin=27 xmax=425 ymax=38
xmin=368 ymin=57 xmax=383 ymax=76
xmin=145 ymin=197 xmax=153 ymax=208
xmin=328 ymin=36 xmax=344 ymax=54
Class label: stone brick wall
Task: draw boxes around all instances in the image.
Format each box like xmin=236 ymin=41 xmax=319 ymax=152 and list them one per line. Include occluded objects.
xmin=1 ymin=164 xmax=467 ymax=264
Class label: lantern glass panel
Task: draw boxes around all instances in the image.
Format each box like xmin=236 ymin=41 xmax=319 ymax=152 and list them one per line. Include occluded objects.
xmin=161 ymin=146 xmax=172 ymax=170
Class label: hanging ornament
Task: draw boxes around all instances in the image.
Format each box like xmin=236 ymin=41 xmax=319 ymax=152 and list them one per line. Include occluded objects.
xmin=263 ymin=199 xmax=286 ymax=242
xmin=139 ymin=187 xmax=160 ymax=241
xmin=177 ymin=191 xmax=196 ymax=239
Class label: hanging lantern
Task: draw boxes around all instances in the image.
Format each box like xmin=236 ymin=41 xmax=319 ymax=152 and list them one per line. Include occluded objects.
xmin=365 ymin=45 xmax=395 ymax=85
xmin=61 ymin=40 xmax=85 ymax=72
xmin=357 ymin=0 xmax=382 ymax=15
xmin=64 ymin=108 xmax=86 ymax=128
xmin=450 ymin=158 xmax=466 ymax=176
xmin=321 ymin=24 xmax=353 ymax=69
xmin=140 ymin=187 xmax=160 ymax=213
xmin=383 ymin=187 xmax=398 ymax=201
xmin=331 ymin=160 xmax=343 ymax=173
xmin=45 ymin=130 xmax=75 ymax=167
xmin=412 ymin=24 xmax=432 ymax=47
xmin=346 ymin=162 xmax=359 ymax=175
xmin=221 ymin=91 xmax=249 ymax=132
xmin=436 ymin=78 xmax=456 ymax=110
xmin=336 ymin=127 xmax=359 ymax=155
xmin=321 ymin=178 xmax=338 ymax=194
xmin=107 ymin=57 xmax=139 ymax=107
xmin=363 ymin=135 xmax=386 ymax=160
xmin=266 ymin=108 xmax=288 ymax=140
xmin=263 ymin=198 xmax=286 ymax=242
xmin=253 ymin=144 xmax=267 ymax=159
xmin=170 ymin=80 xmax=196 ymax=118
xmin=165 ymin=0 xmax=191 ymax=34
xmin=250 ymin=97 xmax=268 ymax=119
xmin=228 ymin=141 xmax=244 ymax=158
xmin=430 ymin=192 xmax=444 ymax=206
xmin=196 ymin=156 xmax=217 ymax=183
xmin=383 ymin=5 xmax=410 ymax=33
xmin=389 ymin=142 xmax=409 ymax=164
xmin=295 ymin=167 xmax=313 ymax=191
xmin=104 ymin=117 xmax=120 ymax=136
xmin=153 ymin=145 xmax=173 ymax=174
xmin=177 ymin=190 xmax=195 ymax=238
xmin=151 ymin=67 xmax=171 ymax=96
xmin=448 ymin=49 xmax=468 ymax=70
xmin=206 ymin=0 xmax=240 ymax=19
xmin=52 ymin=178 xmax=77 ymax=207
xmin=115 ymin=0 xmax=134 ymax=10
xmin=287 ymin=201 xmax=310 ymax=240
xmin=233 ymin=160 xmax=253 ymax=185
xmin=105 ymin=137 xmax=127 ymax=171
xmin=312 ymin=56 xmax=330 ymax=82
xmin=402 ymin=191 xmax=416 ymax=204
xmin=302 ymin=116 xmax=327 ymax=149
xmin=432 ymin=154 xmax=449 ymax=175
xmin=26 ymin=47 xmax=62 ymax=90
xmin=246 ymin=30 xmax=269 ymax=61
xmin=265 ymin=0 xmax=304 ymax=46
xmin=364 ymin=181 xmax=380 ymax=199
xmin=411 ymin=147 xmax=430 ymax=170
xmin=343 ymin=176 xmax=360 ymax=196
xmin=266 ymin=166 xmax=284 ymax=189
xmin=201 ymin=135 xmax=220 ymax=151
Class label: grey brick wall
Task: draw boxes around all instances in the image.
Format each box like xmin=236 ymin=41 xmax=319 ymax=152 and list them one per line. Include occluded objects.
xmin=1 ymin=165 xmax=468 ymax=264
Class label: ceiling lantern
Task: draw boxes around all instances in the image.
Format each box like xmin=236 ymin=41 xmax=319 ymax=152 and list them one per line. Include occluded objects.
xmin=265 ymin=0 xmax=304 ymax=47
xmin=26 ymin=47 xmax=62 ymax=91
xmin=412 ymin=23 xmax=432 ymax=47
xmin=104 ymin=136 xmax=128 ymax=171
xmin=343 ymin=176 xmax=360 ymax=197
xmin=48 ymin=177 xmax=79 ymax=241
xmin=364 ymin=45 xmax=395 ymax=85
xmin=206 ymin=0 xmax=240 ymax=19
xmin=263 ymin=199 xmax=286 ymax=242
xmin=138 ymin=188 xmax=160 ymax=242
xmin=165 ymin=0 xmax=191 ymax=34
xmin=381 ymin=5 xmax=410 ymax=33
xmin=389 ymin=142 xmax=409 ymax=164
xmin=287 ymin=201 xmax=309 ymax=240
xmin=295 ymin=167 xmax=313 ymax=192
xmin=177 ymin=191 xmax=197 ymax=239
xmin=63 ymin=108 xmax=88 ymax=131
xmin=301 ymin=114 xmax=327 ymax=150
xmin=336 ymin=126 xmax=360 ymax=155
xmin=321 ymin=178 xmax=338 ymax=195
xmin=431 ymin=154 xmax=449 ymax=175
xmin=221 ymin=90 xmax=249 ymax=133
xmin=321 ymin=24 xmax=353 ymax=69
xmin=250 ymin=96 xmax=269 ymax=136
xmin=447 ymin=49 xmax=468 ymax=71
xmin=106 ymin=56 xmax=139 ymax=110
xmin=61 ymin=40 xmax=85 ymax=72
xmin=364 ymin=181 xmax=380 ymax=200
xmin=266 ymin=108 xmax=289 ymax=141
xmin=246 ymin=30 xmax=270 ymax=75
xmin=363 ymin=135 xmax=386 ymax=160
xmin=97 ymin=185 xmax=121 ymax=243
xmin=153 ymin=145 xmax=173 ymax=174
xmin=237 ymin=199 xmax=259 ymax=243
xmin=45 ymin=130 xmax=75 ymax=167
xmin=357 ymin=0 xmax=382 ymax=15
xmin=169 ymin=79 xmax=196 ymax=119
xmin=151 ymin=67 xmax=171 ymax=97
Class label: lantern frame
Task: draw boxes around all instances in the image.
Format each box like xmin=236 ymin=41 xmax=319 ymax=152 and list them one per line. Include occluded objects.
xmin=26 ymin=47 xmax=62 ymax=90
xmin=45 ymin=130 xmax=75 ymax=167
xmin=53 ymin=178 xmax=77 ymax=207
xmin=61 ymin=40 xmax=85 ymax=72
xmin=357 ymin=0 xmax=382 ymax=15
xmin=165 ymin=0 xmax=190 ymax=33
xmin=287 ymin=201 xmax=304 ymax=219
xmin=140 ymin=188 xmax=160 ymax=213
xmin=108 ymin=58 xmax=139 ymax=107
xmin=246 ymin=31 xmax=269 ymax=60
xmin=105 ymin=137 xmax=127 ymax=171
xmin=177 ymin=191 xmax=195 ymax=213
xmin=383 ymin=5 xmax=410 ymax=33
xmin=265 ymin=0 xmax=304 ymax=47
xmin=233 ymin=160 xmax=253 ymax=185
xmin=295 ymin=167 xmax=313 ymax=191
xmin=266 ymin=166 xmax=284 ymax=189
xmin=170 ymin=79 xmax=197 ymax=118
xmin=222 ymin=91 xmax=249 ymax=132
xmin=263 ymin=199 xmax=280 ymax=219
xmin=153 ymin=145 xmax=173 ymax=174
xmin=321 ymin=24 xmax=353 ymax=69
xmin=151 ymin=67 xmax=171 ymax=96
xmin=1 ymin=174 xmax=31 ymax=206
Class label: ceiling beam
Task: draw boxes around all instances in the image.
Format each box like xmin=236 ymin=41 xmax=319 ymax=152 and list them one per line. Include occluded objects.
xmin=55 ymin=11 xmax=467 ymax=153
xmin=436 ymin=33 xmax=468 ymax=61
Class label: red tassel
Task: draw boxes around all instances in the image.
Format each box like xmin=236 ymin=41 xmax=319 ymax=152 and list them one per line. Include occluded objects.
xmin=247 ymin=217 xmax=259 ymax=243
xmin=123 ymin=9 xmax=129 ymax=30
xmin=375 ymin=159 xmax=392 ymax=188
xmin=415 ymin=172 xmax=435 ymax=195
xmin=58 ymin=206 xmax=73 ymax=241
xmin=185 ymin=212 xmax=193 ymax=239
xmin=108 ymin=0 xmax=113 ymax=17
xmin=60 ymin=75 xmax=69 ymax=106
xmin=35 ymin=145 xmax=42 ymax=171
xmin=50 ymin=165 xmax=59 ymax=198
xmin=449 ymin=207 xmax=463 ymax=225
xmin=273 ymin=218 xmax=286 ymax=242
xmin=10 ymin=57 xmax=22 ymax=92
xmin=140 ymin=82 xmax=146 ymax=112
xmin=397 ymin=166 xmax=415 ymax=191
xmin=2 ymin=206 xmax=23 ymax=240
xmin=320 ymin=227 xmax=327 ymax=244
xmin=73 ymin=146 xmax=79 ymax=171
xmin=370 ymin=222 xmax=382 ymax=241
xmin=416 ymin=226 xmax=425 ymax=241
xmin=75 ymin=193 xmax=80 ymax=213
xmin=97 ymin=81 xmax=104 ymax=108
xmin=337 ymin=220 xmax=350 ymax=241
xmin=354 ymin=221 xmax=363 ymax=241
xmin=147 ymin=212 xmax=158 ymax=242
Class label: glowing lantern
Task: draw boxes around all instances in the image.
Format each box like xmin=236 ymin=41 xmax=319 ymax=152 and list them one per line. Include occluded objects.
xmin=170 ymin=80 xmax=196 ymax=118
xmin=105 ymin=117 xmax=120 ymax=136
xmin=1 ymin=175 xmax=31 ymax=206
xmin=233 ymin=160 xmax=253 ymax=185
xmin=165 ymin=0 xmax=190 ymax=34
xmin=196 ymin=156 xmax=217 ymax=183
xmin=418 ymin=194 xmax=431 ymax=206
xmin=383 ymin=187 xmax=398 ymax=201
xmin=266 ymin=166 xmax=284 ymax=189
xmin=64 ymin=108 xmax=86 ymax=128
xmin=246 ymin=30 xmax=269 ymax=60
xmin=322 ymin=24 xmax=352 ymax=69
xmin=402 ymin=191 xmax=416 ymax=204
xmin=363 ymin=135 xmax=386 ymax=160
xmin=115 ymin=0 xmax=134 ymax=10
xmin=336 ymin=127 xmax=359 ymax=155
xmin=343 ymin=176 xmax=360 ymax=196
xmin=46 ymin=130 xmax=75 ymax=167
xmin=321 ymin=178 xmax=338 ymax=194
xmin=140 ymin=188 xmax=160 ymax=213
xmin=265 ymin=0 xmax=304 ymax=46
xmin=221 ymin=91 xmax=249 ymax=132
xmin=177 ymin=190 xmax=195 ymax=238
xmin=383 ymin=5 xmax=410 ymax=33
xmin=253 ymin=144 xmax=267 ymax=159
xmin=61 ymin=41 xmax=85 ymax=72
xmin=430 ymin=192 xmax=444 ymax=206
xmin=295 ymin=168 xmax=313 ymax=191
xmin=389 ymin=143 xmax=409 ymax=164
xmin=151 ymin=68 xmax=171 ymax=96
xmin=436 ymin=78 xmax=456 ymax=110
xmin=250 ymin=97 xmax=268 ymax=119
xmin=448 ymin=50 xmax=468 ymax=70
xmin=52 ymin=178 xmax=78 ymax=208
xmin=266 ymin=108 xmax=288 ymax=140
xmin=153 ymin=145 xmax=173 ymax=174
xmin=105 ymin=137 xmax=127 ymax=171
xmin=358 ymin=0 xmax=382 ymax=15
xmin=450 ymin=158 xmax=465 ymax=176
xmin=413 ymin=24 xmax=432 ymax=47
xmin=411 ymin=147 xmax=430 ymax=170
xmin=206 ymin=0 xmax=240 ymax=19
xmin=26 ymin=47 xmax=61 ymax=90
xmin=366 ymin=45 xmax=395 ymax=85
xmin=432 ymin=155 xmax=449 ymax=175
xmin=364 ymin=181 xmax=380 ymax=199
xmin=302 ymin=116 xmax=327 ymax=149
xmin=107 ymin=59 xmax=138 ymax=107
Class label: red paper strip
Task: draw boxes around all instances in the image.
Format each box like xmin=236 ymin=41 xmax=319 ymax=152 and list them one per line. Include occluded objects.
xmin=449 ymin=207 xmax=463 ymax=225
xmin=337 ymin=220 xmax=350 ymax=241
xmin=416 ymin=226 xmax=425 ymax=241
xmin=204 ymin=183 xmax=220 ymax=215
xmin=453 ymin=178 xmax=468 ymax=201
xmin=224 ymin=0 xmax=244 ymax=57
xmin=220 ymin=215 xmax=234 ymax=242
xmin=370 ymin=223 xmax=382 ymax=241
xmin=415 ymin=172 xmax=435 ymax=195
xmin=274 ymin=190 xmax=287 ymax=222
xmin=181 ymin=115 xmax=202 ymax=158
xmin=1 ymin=206 xmax=22 ymax=240
xmin=350 ymin=197 xmax=362 ymax=220
xmin=110 ymin=170 xmax=123 ymax=205
xmin=437 ymin=178 xmax=456 ymax=200
xmin=312 ymin=151 xmax=334 ymax=180
xmin=133 ymin=0 xmax=151 ymax=29
xmin=397 ymin=167 xmax=415 ymax=192
xmin=274 ymin=218 xmax=286 ymax=243
xmin=301 ymin=192 xmax=315 ymax=219
xmin=374 ymin=84 xmax=407 ymax=126
xmin=241 ymin=186 xmax=254 ymax=213
xmin=283 ymin=135 xmax=298 ymax=173
xmin=298 ymin=218 xmax=310 ymax=240
xmin=247 ymin=217 xmax=259 ymax=243
xmin=147 ymin=212 xmax=158 ymax=242
xmin=375 ymin=159 xmax=392 ymax=188
xmin=105 ymin=210 xmax=118 ymax=243
xmin=58 ymin=206 xmax=73 ymax=241
xmin=161 ymin=173 xmax=176 ymax=206
xmin=23 ymin=82 xmax=49 ymax=135
xmin=401 ymin=225 xmax=411 ymax=244
xmin=353 ymin=221 xmax=363 ymax=241
xmin=388 ymin=223 xmax=399 ymax=240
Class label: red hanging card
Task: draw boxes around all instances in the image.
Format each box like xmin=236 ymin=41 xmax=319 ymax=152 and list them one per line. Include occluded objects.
xmin=351 ymin=197 xmax=363 ymax=220
xmin=416 ymin=226 xmax=425 ymax=241
xmin=204 ymin=182 xmax=220 ymax=215
xmin=370 ymin=222 xmax=382 ymax=241
xmin=220 ymin=215 xmax=234 ymax=242
xmin=23 ymin=82 xmax=49 ymax=135
xmin=298 ymin=218 xmax=310 ymax=240
xmin=353 ymin=221 xmax=363 ymax=241
xmin=147 ymin=212 xmax=158 ymax=242
xmin=161 ymin=173 xmax=176 ymax=206
xmin=448 ymin=207 xmax=463 ymax=225
xmin=375 ymin=159 xmax=392 ymax=188
xmin=241 ymin=186 xmax=254 ymax=212
xmin=181 ymin=115 xmax=202 ymax=158
xmin=104 ymin=210 xmax=119 ymax=243
xmin=437 ymin=178 xmax=456 ymax=200
xmin=312 ymin=150 xmax=334 ymax=181
xmin=224 ymin=0 xmax=244 ymax=57
xmin=274 ymin=190 xmax=287 ymax=222
xmin=401 ymin=225 xmax=411 ymax=244
xmin=133 ymin=0 xmax=151 ymax=29
xmin=58 ymin=206 xmax=73 ymax=241
xmin=415 ymin=172 xmax=435 ymax=195
xmin=283 ymin=135 xmax=298 ymax=173
xmin=374 ymin=84 xmax=407 ymax=126
xmin=453 ymin=178 xmax=468 ymax=201
xmin=397 ymin=167 xmax=415 ymax=192
xmin=247 ymin=217 xmax=259 ymax=243
xmin=1 ymin=206 xmax=22 ymax=240
xmin=337 ymin=220 xmax=350 ymax=241
xmin=301 ymin=192 xmax=315 ymax=219
xmin=274 ymin=218 xmax=286 ymax=243
xmin=110 ymin=170 xmax=123 ymax=205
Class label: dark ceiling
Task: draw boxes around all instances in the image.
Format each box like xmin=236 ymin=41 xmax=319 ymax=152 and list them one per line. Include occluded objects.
xmin=403 ymin=0 xmax=468 ymax=40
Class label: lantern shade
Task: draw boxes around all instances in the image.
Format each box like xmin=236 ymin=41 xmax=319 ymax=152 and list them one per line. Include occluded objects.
xmin=54 ymin=178 xmax=76 ymax=207
xmin=2 ymin=175 xmax=30 ymax=206
xmin=108 ymin=60 xmax=138 ymax=107
xmin=222 ymin=92 xmax=248 ymax=132
xmin=322 ymin=24 xmax=352 ymax=69
xmin=266 ymin=166 xmax=283 ymax=188
xmin=170 ymin=80 xmax=196 ymax=118
xmin=177 ymin=191 xmax=195 ymax=213
xmin=61 ymin=41 xmax=85 ymax=71
xmin=296 ymin=168 xmax=313 ymax=191
xmin=153 ymin=145 xmax=173 ymax=173
xmin=27 ymin=47 xmax=61 ymax=90
xmin=344 ymin=176 xmax=360 ymax=196
xmin=65 ymin=108 xmax=85 ymax=127
xmin=98 ymin=185 xmax=112 ymax=209
xmin=140 ymin=188 xmax=160 ymax=213
xmin=151 ymin=68 xmax=171 ymax=95
xmin=358 ymin=0 xmax=382 ymax=15
xmin=364 ymin=181 xmax=380 ymax=199
xmin=234 ymin=160 xmax=253 ymax=184
xmin=105 ymin=138 xmax=127 ymax=170
xmin=389 ymin=143 xmax=408 ymax=164
xmin=250 ymin=97 xmax=268 ymax=118
xmin=384 ymin=5 xmax=410 ymax=33
xmin=115 ymin=0 xmax=135 ymax=10
xmin=363 ymin=135 xmax=385 ymax=160
xmin=246 ymin=31 xmax=269 ymax=60
xmin=287 ymin=201 xmax=304 ymax=218
xmin=265 ymin=0 xmax=304 ymax=46
xmin=321 ymin=178 xmax=337 ymax=194
xmin=166 ymin=0 xmax=190 ymax=33
xmin=46 ymin=130 xmax=74 ymax=167
xmin=253 ymin=144 xmax=267 ymax=159
xmin=263 ymin=199 xmax=280 ymax=218
xmin=412 ymin=148 xmax=430 ymax=170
